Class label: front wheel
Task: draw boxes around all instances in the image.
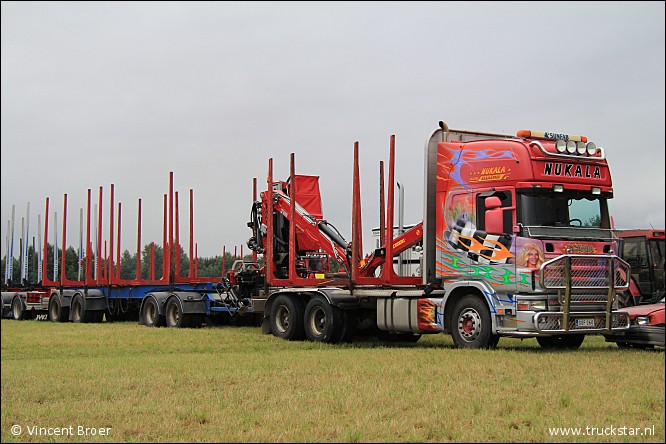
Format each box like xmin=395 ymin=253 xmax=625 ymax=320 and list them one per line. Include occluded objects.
xmin=536 ymin=334 xmax=585 ymax=350
xmin=450 ymin=295 xmax=494 ymax=349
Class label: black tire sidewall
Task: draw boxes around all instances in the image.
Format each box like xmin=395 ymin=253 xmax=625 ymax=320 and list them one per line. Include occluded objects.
xmin=269 ymin=295 xmax=305 ymax=340
xmin=165 ymin=298 xmax=184 ymax=328
xmin=450 ymin=295 xmax=492 ymax=348
xmin=304 ymin=296 xmax=345 ymax=343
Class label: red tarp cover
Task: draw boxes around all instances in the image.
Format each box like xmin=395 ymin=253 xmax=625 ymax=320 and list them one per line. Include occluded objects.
xmin=293 ymin=175 xmax=323 ymax=220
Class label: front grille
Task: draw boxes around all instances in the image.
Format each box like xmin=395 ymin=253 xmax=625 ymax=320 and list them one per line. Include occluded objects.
xmin=540 ymin=255 xmax=630 ymax=290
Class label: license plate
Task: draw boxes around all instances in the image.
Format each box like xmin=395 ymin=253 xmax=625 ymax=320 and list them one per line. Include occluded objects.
xmin=575 ymin=318 xmax=595 ymax=328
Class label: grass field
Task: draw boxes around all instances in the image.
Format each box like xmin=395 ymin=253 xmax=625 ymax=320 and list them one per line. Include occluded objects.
xmin=1 ymin=319 xmax=664 ymax=443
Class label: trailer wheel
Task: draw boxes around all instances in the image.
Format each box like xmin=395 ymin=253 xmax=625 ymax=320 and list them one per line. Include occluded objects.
xmin=303 ymin=296 xmax=346 ymax=343
xmin=11 ymin=297 xmax=25 ymax=320
xmin=450 ymin=294 xmax=494 ymax=349
xmin=142 ymin=297 xmax=164 ymax=327
xmin=269 ymin=295 xmax=305 ymax=340
xmin=48 ymin=295 xmax=69 ymax=322
xmin=165 ymin=298 xmax=185 ymax=328
xmin=70 ymin=296 xmax=84 ymax=323
xmin=536 ymin=334 xmax=585 ymax=350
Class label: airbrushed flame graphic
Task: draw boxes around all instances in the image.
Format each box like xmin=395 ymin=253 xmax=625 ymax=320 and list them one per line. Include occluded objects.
xmin=457 ymin=234 xmax=515 ymax=261
xmin=439 ymin=148 xmax=517 ymax=188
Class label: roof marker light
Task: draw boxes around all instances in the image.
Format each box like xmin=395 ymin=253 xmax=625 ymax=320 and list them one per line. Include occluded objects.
xmin=553 ymin=184 xmax=564 ymax=192
xmin=592 ymin=187 xmax=601 ymax=195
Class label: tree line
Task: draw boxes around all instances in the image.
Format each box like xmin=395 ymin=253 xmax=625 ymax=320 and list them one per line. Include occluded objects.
xmin=1 ymin=243 xmax=256 ymax=286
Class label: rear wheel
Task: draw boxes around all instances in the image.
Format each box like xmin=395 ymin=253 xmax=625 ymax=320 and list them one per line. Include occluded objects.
xmin=165 ymin=299 xmax=184 ymax=328
xmin=70 ymin=296 xmax=84 ymax=323
xmin=142 ymin=298 xmax=164 ymax=327
xmin=270 ymin=295 xmax=305 ymax=340
xmin=11 ymin=297 xmax=25 ymax=320
xmin=48 ymin=295 xmax=69 ymax=322
xmin=304 ymin=296 xmax=346 ymax=343
xmin=165 ymin=298 xmax=201 ymax=328
xmin=536 ymin=334 xmax=585 ymax=350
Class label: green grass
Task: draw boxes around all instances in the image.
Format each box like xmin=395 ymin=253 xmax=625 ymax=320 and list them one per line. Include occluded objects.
xmin=1 ymin=320 xmax=664 ymax=443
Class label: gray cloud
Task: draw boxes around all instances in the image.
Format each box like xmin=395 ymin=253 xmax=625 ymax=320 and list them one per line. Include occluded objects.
xmin=2 ymin=1 xmax=664 ymax=258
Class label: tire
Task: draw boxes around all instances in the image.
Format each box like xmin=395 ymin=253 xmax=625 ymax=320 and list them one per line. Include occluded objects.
xmin=70 ymin=296 xmax=84 ymax=323
xmin=11 ymin=297 xmax=25 ymax=320
xmin=536 ymin=334 xmax=585 ymax=350
xmin=165 ymin=298 xmax=185 ymax=328
xmin=303 ymin=296 xmax=347 ymax=343
xmin=142 ymin=297 xmax=164 ymax=327
xmin=48 ymin=295 xmax=69 ymax=322
xmin=450 ymin=294 xmax=494 ymax=349
xmin=269 ymin=294 xmax=305 ymax=340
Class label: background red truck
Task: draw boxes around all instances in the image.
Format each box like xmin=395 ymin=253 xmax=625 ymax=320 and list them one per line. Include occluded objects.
xmin=616 ymin=229 xmax=665 ymax=307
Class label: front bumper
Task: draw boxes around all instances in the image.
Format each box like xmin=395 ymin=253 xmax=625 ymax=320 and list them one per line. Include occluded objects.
xmin=604 ymin=325 xmax=665 ymax=347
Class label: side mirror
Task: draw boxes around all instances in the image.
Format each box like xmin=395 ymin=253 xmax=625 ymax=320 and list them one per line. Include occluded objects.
xmin=485 ymin=196 xmax=504 ymax=234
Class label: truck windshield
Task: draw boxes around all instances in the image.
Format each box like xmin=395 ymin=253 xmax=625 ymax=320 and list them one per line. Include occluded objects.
xmin=519 ymin=191 xmax=608 ymax=228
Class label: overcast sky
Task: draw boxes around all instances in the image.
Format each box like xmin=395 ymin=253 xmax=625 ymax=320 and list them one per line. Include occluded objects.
xmin=2 ymin=1 xmax=665 ymax=260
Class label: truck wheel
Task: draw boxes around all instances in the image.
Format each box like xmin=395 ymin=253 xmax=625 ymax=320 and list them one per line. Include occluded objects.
xmin=11 ymin=297 xmax=25 ymax=320
xmin=70 ymin=296 xmax=84 ymax=323
xmin=269 ymin=294 xmax=305 ymax=340
xmin=48 ymin=295 xmax=69 ymax=322
xmin=303 ymin=296 xmax=346 ymax=343
xmin=142 ymin=297 xmax=164 ymax=327
xmin=536 ymin=334 xmax=585 ymax=350
xmin=165 ymin=298 xmax=185 ymax=328
xmin=450 ymin=294 xmax=494 ymax=349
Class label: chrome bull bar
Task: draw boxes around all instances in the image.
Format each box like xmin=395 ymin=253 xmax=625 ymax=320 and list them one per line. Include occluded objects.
xmin=539 ymin=254 xmax=631 ymax=332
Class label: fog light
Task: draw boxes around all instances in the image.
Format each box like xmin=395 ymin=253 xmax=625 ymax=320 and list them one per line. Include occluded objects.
xmin=635 ymin=316 xmax=650 ymax=325
xmin=566 ymin=140 xmax=577 ymax=153
xmin=586 ymin=142 xmax=597 ymax=155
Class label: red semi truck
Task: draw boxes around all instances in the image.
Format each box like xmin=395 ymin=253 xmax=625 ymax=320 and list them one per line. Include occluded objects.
xmin=240 ymin=119 xmax=632 ymax=349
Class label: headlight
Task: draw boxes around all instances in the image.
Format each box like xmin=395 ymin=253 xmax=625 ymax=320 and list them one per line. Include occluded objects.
xmin=635 ymin=316 xmax=650 ymax=325
xmin=517 ymin=300 xmax=547 ymax=311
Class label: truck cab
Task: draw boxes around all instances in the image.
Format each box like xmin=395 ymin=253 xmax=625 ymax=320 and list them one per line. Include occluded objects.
xmin=617 ymin=229 xmax=665 ymax=306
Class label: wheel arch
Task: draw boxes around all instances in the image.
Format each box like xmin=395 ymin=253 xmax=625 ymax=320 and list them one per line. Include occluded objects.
xmin=442 ymin=281 xmax=497 ymax=334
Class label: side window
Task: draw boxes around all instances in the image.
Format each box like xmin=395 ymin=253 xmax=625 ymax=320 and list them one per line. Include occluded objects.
xmin=476 ymin=190 xmax=513 ymax=233
xmin=446 ymin=192 xmax=475 ymax=229
xmin=623 ymin=238 xmax=647 ymax=268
